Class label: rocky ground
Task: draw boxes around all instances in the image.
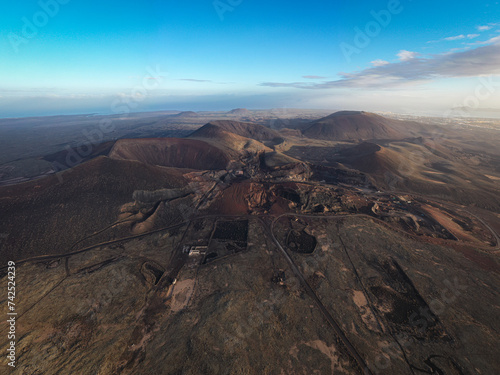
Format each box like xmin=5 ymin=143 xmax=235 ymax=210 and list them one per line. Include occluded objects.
xmin=1 ymin=213 xmax=499 ymax=374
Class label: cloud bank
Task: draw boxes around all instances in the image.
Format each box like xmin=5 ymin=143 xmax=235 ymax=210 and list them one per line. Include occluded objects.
xmin=261 ymin=41 xmax=500 ymax=89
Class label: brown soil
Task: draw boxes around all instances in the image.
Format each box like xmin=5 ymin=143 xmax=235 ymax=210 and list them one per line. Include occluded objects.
xmin=109 ymin=138 xmax=230 ymax=170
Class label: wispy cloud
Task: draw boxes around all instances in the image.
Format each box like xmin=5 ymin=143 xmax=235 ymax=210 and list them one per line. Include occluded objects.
xmin=397 ymin=50 xmax=419 ymax=61
xmin=478 ymin=25 xmax=493 ymax=31
xmin=477 ymin=23 xmax=500 ymax=32
xmin=469 ymin=35 xmax=500 ymax=46
xmin=444 ymin=34 xmax=466 ymax=41
xmin=260 ymin=41 xmax=500 ymax=90
xmin=178 ymin=78 xmax=213 ymax=83
xmin=428 ymin=33 xmax=481 ymax=43
xmin=371 ymin=60 xmax=390 ymax=67
xmin=302 ymin=75 xmax=327 ymax=79
xmin=177 ymin=78 xmax=231 ymax=85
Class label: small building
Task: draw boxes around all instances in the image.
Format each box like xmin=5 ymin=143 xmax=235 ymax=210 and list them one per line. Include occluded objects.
xmin=187 ymin=245 xmax=208 ymax=257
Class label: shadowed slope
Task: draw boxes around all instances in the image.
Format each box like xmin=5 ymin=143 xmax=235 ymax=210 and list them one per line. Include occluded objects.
xmin=0 ymin=156 xmax=187 ymax=262
xmin=339 ymin=141 xmax=500 ymax=211
xmin=109 ymin=138 xmax=230 ymax=170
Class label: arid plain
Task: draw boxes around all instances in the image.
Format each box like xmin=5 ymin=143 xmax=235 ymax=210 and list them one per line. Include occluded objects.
xmin=1 ymin=109 xmax=499 ymax=374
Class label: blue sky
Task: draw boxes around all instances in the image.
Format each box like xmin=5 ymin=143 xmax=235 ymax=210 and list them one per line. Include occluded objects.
xmin=1 ymin=0 xmax=500 ymax=117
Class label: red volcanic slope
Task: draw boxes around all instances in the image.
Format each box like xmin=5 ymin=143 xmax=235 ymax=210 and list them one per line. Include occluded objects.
xmin=303 ymin=111 xmax=418 ymax=141
xmin=207 ymin=181 xmax=295 ymax=216
xmin=208 ymin=182 xmax=251 ymax=215
xmin=190 ymin=120 xmax=282 ymax=142
xmin=109 ymin=138 xmax=230 ymax=170
xmin=43 ymin=141 xmax=116 ymax=166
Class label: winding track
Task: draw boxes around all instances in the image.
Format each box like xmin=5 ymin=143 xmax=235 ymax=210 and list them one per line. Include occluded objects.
xmin=387 ymin=189 xmax=500 ymax=250
xmin=263 ymin=215 xmax=375 ymax=375
xmin=2 ymin=211 xmax=377 ymax=373
xmin=3 ymin=202 xmax=496 ymax=374
xmin=465 ymin=211 xmax=500 ymax=250
xmin=0 ymin=220 xmax=190 ymax=270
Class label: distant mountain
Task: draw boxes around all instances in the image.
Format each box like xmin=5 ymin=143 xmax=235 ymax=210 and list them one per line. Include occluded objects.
xmin=452 ymin=106 xmax=500 ymax=112
xmin=187 ymin=124 xmax=272 ymax=157
xmin=227 ymin=108 xmax=250 ymax=115
xmin=188 ymin=120 xmax=297 ymax=166
xmin=171 ymin=111 xmax=199 ymax=118
xmin=302 ymin=111 xmax=418 ymax=141
xmin=189 ymin=120 xmax=282 ymax=143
